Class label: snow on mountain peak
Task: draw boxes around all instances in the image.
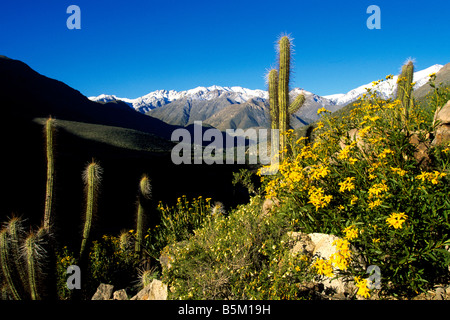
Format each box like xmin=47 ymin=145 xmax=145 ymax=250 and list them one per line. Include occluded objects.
xmin=89 ymin=85 xmax=268 ymax=113
xmin=323 ymin=64 xmax=444 ymax=106
xmin=89 ymin=64 xmax=444 ymax=113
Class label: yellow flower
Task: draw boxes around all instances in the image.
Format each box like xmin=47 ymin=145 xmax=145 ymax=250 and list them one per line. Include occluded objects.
xmin=350 ymin=195 xmax=358 ymax=205
xmin=339 ymin=177 xmax=356 ymax=192
xmin=386 ymin=212 xmax=408 ymax=229
xmin=354 ymin=276 xmax=371 ymax=298
xmin=390 ymin=167 xmax=407 ymax=177
xmin=368 ymin=181 xmax=388 ymax=198
xmin=416 ymin=171 xmax=446 ymax=184
xmin=310 ymin=164 xmax=330 ymax=180
xmin=330 ymin=239 xmax=351 ymax=270
xmin=317 ymin=107 xmax=330 ymax=115
xmin=312 ymin=258 xmax=334 ymax=277
xmin=343 ymin=225 xmax=358 ymax=241
xmin=368 ymin=199 xmax=382 ymax=209
xmin=308 ymin=186 xmax=333 ymax=211
xmin=378 ymin=148 xmax=394 ymax=159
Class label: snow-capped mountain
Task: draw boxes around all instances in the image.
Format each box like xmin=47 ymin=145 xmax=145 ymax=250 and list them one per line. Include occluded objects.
xmin=88 ymin=64 xmax=446 ymax=130
xmin=89 ymin=86 xmax=268 ymax=114
xmin=323 ymin=64 xmax=443 ymax=106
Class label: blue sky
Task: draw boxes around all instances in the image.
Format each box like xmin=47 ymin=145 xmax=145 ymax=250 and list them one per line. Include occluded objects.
xmin=1 ymin=0 xmax=449 ymax=98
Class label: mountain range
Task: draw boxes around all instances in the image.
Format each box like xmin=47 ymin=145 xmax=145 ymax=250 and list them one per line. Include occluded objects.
xmin=89 ymin=63 xmax=448 ymax=131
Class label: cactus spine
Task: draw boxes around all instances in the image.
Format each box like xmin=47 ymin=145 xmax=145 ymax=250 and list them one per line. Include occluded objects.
xmin=135 ymin=174 xmax=152 ymax=255
xmin=269 ymin=35 xmax=305 ymax=158
xmin=396 ymin=60 xmax=414 ymax=124
xmin=43 ymin=117 xmax=55 ymax=232
xmin=80 ymin=161 xmax=102 ymax=259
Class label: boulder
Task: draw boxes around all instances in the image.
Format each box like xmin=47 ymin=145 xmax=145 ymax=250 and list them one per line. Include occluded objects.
xmin=130 ymin=279 xmax=168 ymax=300
xmin=286 ymin=232 xmax=359 ymax=298
xmin=113 ymin=289 xmax=128 ymax=300
xmin=91 ymin=283 xmax=114 ymax=300
xmin=261 ymin=198 xmax=280 ymax=217
xmin=432 ymin=100 xmax=450 ymax=146
xmin=409 ymin=132 xmax=431 ymax=167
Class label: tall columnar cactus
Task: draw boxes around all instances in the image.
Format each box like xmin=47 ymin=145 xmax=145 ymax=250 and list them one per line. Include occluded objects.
xmin=269 ymin=35 xmax=306 ymax=158
xmin=23 ymin=229 xmax=47 ymax=300
xmin=80 ymin=160 xmax=102 ymax=259
xmin=135 ymin=174 xmax=152 ymax=255
xmin=43 ymin=117 xmax=55 ymax=232
xmin=396 ymin=60 xmax=414 ymax=124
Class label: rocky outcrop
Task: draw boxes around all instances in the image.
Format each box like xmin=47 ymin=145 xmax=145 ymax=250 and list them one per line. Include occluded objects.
xmin=286 ymin=232 xmax=361 ymax=299
xmin=91 ymin=279 xmax=168 ymax=300
xmin=91 ymin=283 xmax=114 ymax=300
xmin=130 ymin=279 xmax=168 ymax=300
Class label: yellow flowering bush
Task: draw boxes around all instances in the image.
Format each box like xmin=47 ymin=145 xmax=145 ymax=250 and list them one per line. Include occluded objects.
xmin=161 ymin=77 xmax=450 ymax=300
xmin=257 ymin=76 xmax=450 ymax=298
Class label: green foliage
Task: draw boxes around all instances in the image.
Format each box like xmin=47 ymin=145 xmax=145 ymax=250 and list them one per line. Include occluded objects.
xmin=145 ymin=196 xmax=211 ymax=261
xmin=86 ymin=233 xmax=141 ymax=295
xmin=161 ymin=196 xmax=316 ymax=299
xmin=232 ymin=168 xmax=259 ymax=195
xmin=55 ymin=246 xmax=77 ymax=300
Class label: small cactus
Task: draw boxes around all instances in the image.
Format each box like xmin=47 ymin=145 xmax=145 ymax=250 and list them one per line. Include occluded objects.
xmin=135 ymin=174 xmax=152 ymax=255
xmin=396 ymin=60 xmax=414 ymax=124
xmin=80 ymin=160 xmax=102 ymax=259
xmin=0 ymin=228 xmax=22 ymax=300
xmin=22 ymin=229 xmax=47 ymax=300
xmin=6 ymin=217 xmax=28 ymax=295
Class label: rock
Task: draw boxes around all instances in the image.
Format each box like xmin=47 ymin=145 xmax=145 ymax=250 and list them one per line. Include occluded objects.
xmin=92 ymin=283 xmax=114 ymax=300
xmin=130 ymin=279 xmax=168 ymax=300
xmin=432 ymin=100 xmax=450 ymax=146
xmin=433 ymin=100 xmax=450 ymax=126
xmin=409 ymin=133 xmax=431 ymax=167
xmin=433 ymin=124 xmax=450 ymax=146
xmin=113 ymin=289 xmax=128 ymax=300
xmin=286 ymin=232 xmax=314 ymax=257
xmin=286 ymin=232 xmax=359 ymax=298
xmin=261 ymin=198 xmax=280 ymax=217
xmin=433 ymin=287 xmax=446 ymax=300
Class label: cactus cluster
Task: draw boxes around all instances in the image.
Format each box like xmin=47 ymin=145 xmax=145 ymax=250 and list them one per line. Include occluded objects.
xmin=0 ymin=218 xmax=48 ymax=300
xmin=0 ymin=115 xmax=156 ymax=299
xmin=268 ymin=35 xmax=306 ymax=158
